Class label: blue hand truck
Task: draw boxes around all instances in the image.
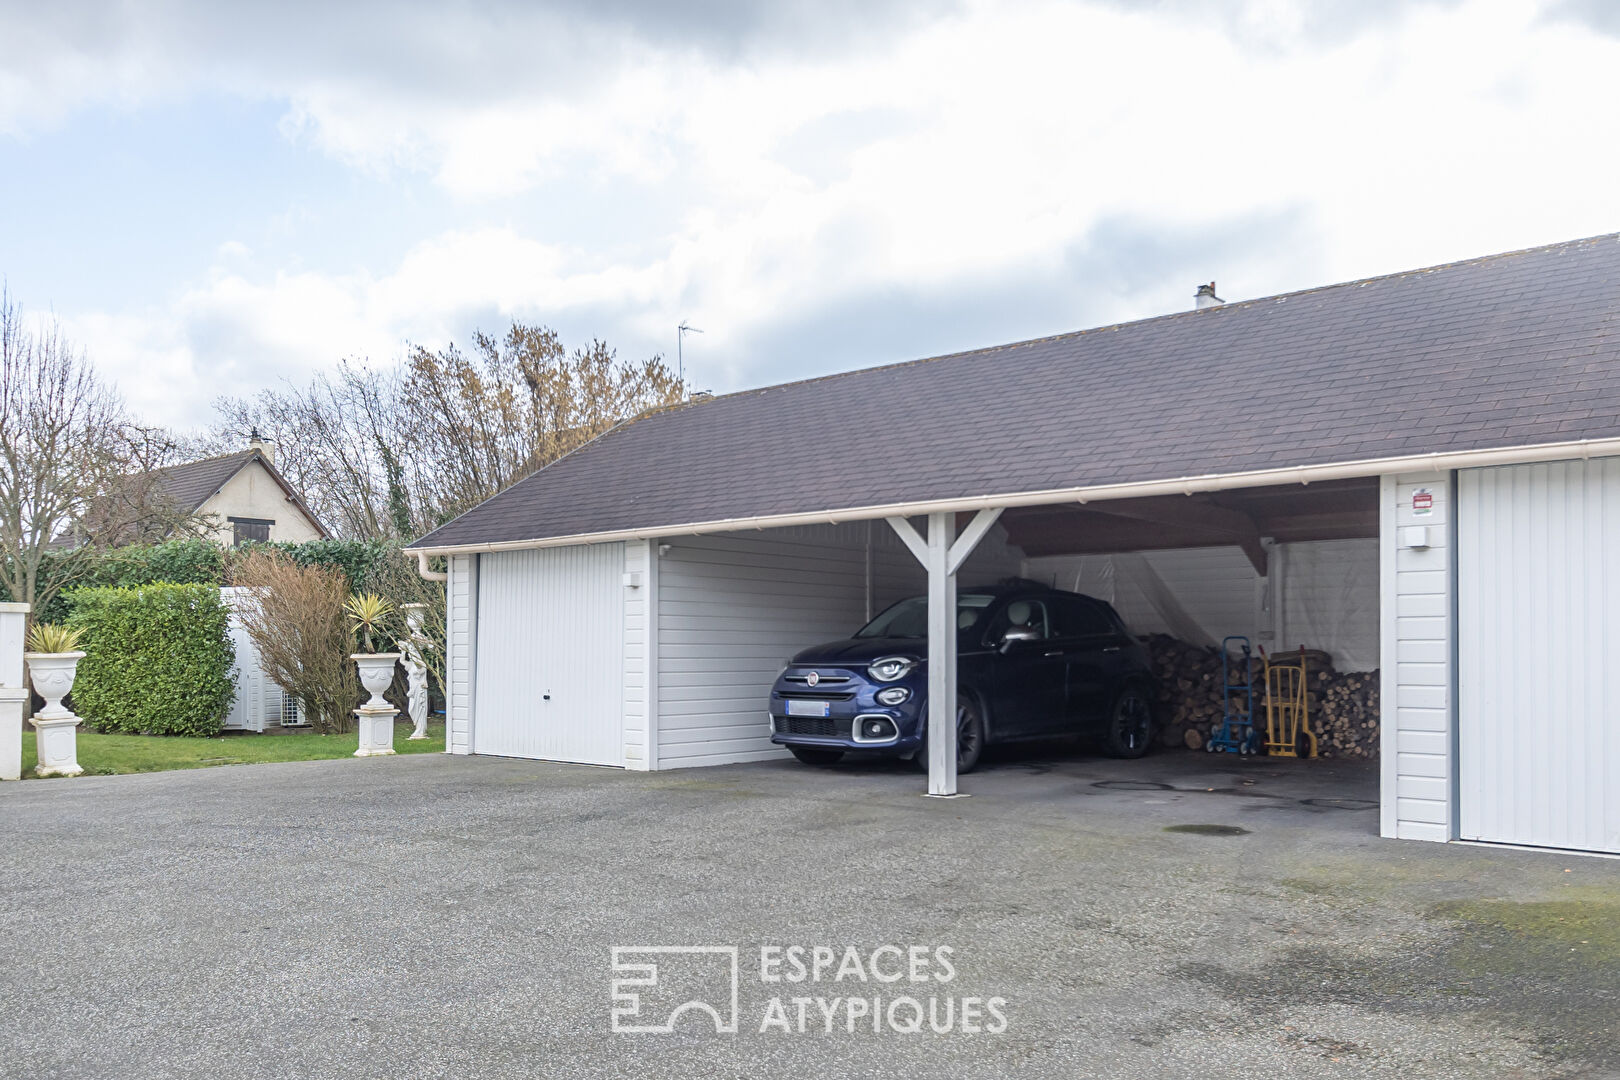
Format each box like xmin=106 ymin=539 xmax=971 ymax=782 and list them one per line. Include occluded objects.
xmin=1206 ymin=635 xmax=1263 ymax=755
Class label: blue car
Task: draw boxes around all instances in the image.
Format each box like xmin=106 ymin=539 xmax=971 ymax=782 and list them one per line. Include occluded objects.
xmin=769 ymin=581 xmax=1157 ymax=771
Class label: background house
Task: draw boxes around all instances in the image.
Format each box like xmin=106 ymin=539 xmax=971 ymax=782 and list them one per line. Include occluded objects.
xmin=60 ymin=437 xmax=331 ymax=732
xmin=150 ymin=436 xmax=328 ymax=547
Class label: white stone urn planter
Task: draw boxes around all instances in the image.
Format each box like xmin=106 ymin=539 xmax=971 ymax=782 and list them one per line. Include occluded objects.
xmin=25 ymin=651 xmax=86 ymax=777
xmin=351 ymin=652 xmax=400 ymax=757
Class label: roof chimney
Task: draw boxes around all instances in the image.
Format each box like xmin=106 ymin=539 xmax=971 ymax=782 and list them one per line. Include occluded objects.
xmin=1194 ymin=281 xmax=1223 ymax=310
xmin=248 ymin=427 xmax=276 ymax=465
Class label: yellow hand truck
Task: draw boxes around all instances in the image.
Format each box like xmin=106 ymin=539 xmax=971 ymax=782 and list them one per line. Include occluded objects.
xmin=1260 ymin=646 xmax=1318 ymax=759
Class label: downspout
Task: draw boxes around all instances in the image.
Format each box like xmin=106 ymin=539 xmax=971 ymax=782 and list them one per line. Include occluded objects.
xmin=415 ymin=550 xmax=448 ymax=582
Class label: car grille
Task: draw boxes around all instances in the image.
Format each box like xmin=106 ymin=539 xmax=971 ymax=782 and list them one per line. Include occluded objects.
xmin=778 ymin=690 xmax=856 ymax=701
xmin=783 ymin=671 xmax=853 ymax=685
xmin=775 ymin=716 xmax=850 ymax=739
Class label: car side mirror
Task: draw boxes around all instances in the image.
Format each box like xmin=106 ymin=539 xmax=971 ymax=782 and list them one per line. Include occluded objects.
xmin=999 ymin=626 xmax=1039 ymax=653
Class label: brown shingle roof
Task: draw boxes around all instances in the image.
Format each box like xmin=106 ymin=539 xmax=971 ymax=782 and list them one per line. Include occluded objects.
xmin=410 ymin=233 xmax=1620 ymax=551
xmin=151 ymin=450 xmax=260 ymax=515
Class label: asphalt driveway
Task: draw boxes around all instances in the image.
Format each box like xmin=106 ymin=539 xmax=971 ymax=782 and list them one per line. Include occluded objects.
xmin=1 ymin=747 xmax=1616 ymax=1079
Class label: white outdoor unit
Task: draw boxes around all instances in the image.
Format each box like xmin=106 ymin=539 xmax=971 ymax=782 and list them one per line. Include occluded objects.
xmin=221 ymin=587 xmax=304 ymax=732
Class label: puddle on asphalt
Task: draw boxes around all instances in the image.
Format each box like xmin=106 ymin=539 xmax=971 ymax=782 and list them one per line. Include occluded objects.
xmin=1092 ymin=780 xmax=1175 ymax=791
xmin=1163 ymin=823 xmax=1251 ymax=836
xmin=1299 ymin=797 xmax=1379 ymax=811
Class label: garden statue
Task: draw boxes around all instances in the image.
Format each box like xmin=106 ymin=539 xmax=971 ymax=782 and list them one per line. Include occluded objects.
xmin=402 ymin=603 xmax=430 ymax=739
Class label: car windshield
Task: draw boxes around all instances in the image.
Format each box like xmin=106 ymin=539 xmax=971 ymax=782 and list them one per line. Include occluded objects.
xmin=854 ymin=594 xmax=996 ymax=638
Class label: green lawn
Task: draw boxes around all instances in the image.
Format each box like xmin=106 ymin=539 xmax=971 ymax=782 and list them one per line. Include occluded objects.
xmin=20 ymin=721 xmax=445 ymax=778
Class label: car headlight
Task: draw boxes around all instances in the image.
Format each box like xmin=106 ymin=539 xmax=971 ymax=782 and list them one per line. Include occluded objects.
xmin=868 ymin=656 xmax=916 ymax=682
xmin=875 ymin=686 xmax=911 ymax=706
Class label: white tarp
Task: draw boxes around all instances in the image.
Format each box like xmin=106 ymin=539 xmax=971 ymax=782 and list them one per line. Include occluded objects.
xmin=1024 ymin=539 xmax=1379 ymax=671
xmin=1278 ymin=540 xmax=1379 ymax=672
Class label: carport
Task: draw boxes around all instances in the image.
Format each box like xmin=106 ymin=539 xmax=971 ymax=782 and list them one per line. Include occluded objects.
xmin=408 ymin=234 xmax=1620 ymax=854
xmin=872 ymin=475 xmax=1380 ymax=795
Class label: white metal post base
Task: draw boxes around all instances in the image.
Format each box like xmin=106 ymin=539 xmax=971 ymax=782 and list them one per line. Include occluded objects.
xmin=29 ymin=713 xmax=84 ymax=777
xmin=923 ymin=792 xmax=973 ymax=799
xmin=0 ymin=688 xmax=27 ymax=780
xmin=354 ymin=705 xmax=398 ymax=757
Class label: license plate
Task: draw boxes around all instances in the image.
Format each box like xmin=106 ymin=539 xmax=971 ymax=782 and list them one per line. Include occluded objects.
xmin=786 ymin=699 xmax=832 ymax=718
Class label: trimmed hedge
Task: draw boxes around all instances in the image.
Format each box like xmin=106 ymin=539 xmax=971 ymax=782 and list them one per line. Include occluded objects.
xmin=19 ymin=538 xmax=403 ymax=624
xmin=24 ymin=539 xmax=227 ymax=624
xmin=65 ymin=584 xmax=236 ymax=737
xmin=248 ymin=538 xmax=396 ymax=594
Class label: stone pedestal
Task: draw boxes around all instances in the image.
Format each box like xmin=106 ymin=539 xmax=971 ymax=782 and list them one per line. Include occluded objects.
xmin=0 ymin=687 xmax=26 ymax=781
xmin=0 ymin=602 xmax=28 ymax=782
xmin=354 ymin=704 xmax=398 ymax=757
xmin=25 ymin=650 xmax=85 ymax=779
xmin=30 ymin=713 xmax=84 ymax=777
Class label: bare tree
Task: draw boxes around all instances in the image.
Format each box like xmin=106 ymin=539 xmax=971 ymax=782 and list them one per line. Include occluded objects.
xmin=400 ymin=325 xmax=686 ymax=525
xmin=0 ymin=288 xmax=191 ymax=618
xmin=206 ymin=322 xmax=687 ymax=539
xmin=204 ymin=361 xmax=404 ymax=539
xmin=232 ymin=550 xmax=359 ymax=733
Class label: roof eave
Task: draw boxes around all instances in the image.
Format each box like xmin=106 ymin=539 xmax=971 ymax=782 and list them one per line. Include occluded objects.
xmin=404 ymin=434 xmax=1620 ymax=555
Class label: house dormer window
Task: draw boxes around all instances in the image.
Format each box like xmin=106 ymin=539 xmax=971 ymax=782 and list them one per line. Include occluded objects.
xmin=229 ymin=517 xmax=273 ymax=547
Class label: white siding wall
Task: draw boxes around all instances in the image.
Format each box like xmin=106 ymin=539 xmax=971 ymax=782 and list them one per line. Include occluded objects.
xmin=445 ymin=553 xmax=478 ymax=756
xmin=1380 ymin=472 xmax=1454 ymax=843
xmin=623 ymin=539 xmax=654 ymax=770
xmin=653 ymin=521 xmax=1021 ymax=769
xmin=1457 ymin=460 xmax=1620 ymax=854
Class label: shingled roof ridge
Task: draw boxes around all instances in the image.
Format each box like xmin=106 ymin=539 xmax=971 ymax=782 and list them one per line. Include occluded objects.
xmin=406 ymin=229 xmax=1620 ymax=552
xmin=152 ymin=447 xmax=256 ymax=475
xmin=655 ymin=231 xmax=1620 ymax=411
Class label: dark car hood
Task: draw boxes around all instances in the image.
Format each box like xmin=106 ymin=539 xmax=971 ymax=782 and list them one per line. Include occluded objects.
xmin=790 ymin=637 xmax=926 ymax=665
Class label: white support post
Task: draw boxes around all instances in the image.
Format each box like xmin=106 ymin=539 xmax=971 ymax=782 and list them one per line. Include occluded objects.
xmin=948 ymin=507 xmax=1003 ymax=575
xmin=925 ymin=512 xmax=957 ymax=796
xmin=0 ymin=602 xmax=30 ymax=781
xmin=887 ymin=507 xmax=1002 ymax=798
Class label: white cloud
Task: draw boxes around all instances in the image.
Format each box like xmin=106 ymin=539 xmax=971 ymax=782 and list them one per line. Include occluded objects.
xmin=13 ymin=0 xmax=1620 ymax=428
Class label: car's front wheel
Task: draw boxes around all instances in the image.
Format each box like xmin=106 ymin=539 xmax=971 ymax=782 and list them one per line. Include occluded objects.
xmin=789 ymin=746 xmax=845 ymax=766
xmin=913 ymin=692 xmax=985 ymax=774
xmin=1104 ymin=685 xmax=1155 ymax=758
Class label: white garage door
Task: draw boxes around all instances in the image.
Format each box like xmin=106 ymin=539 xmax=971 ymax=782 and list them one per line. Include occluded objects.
xmin=1459 ymin=460 xmax=1620 ymax=854
xmin=473 ymin=544 xmax=625 ymax=766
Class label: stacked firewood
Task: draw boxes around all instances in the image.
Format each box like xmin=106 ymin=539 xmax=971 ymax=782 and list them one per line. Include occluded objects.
xmin=1307 ymin=667 xmax=1380 ymax=758
xmin=1140 ymin=634 xmax=1380 ymax=759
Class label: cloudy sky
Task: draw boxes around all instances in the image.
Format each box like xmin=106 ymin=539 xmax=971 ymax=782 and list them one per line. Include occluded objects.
xmin=1 ymin=0 xmax=1617 ymax=429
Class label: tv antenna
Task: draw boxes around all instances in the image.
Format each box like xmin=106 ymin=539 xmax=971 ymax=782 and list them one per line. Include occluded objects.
xmin=677 ymin=321 xmax=703 ymax=383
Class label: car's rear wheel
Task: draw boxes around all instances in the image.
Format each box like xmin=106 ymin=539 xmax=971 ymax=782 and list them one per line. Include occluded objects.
xmin=914 ymin=693 xmax=985 ymax=774
xmin=1104 ymin=685 xmax=1155 ymax=759
xmin=789 ymin=746 xmax=845 ymax=766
